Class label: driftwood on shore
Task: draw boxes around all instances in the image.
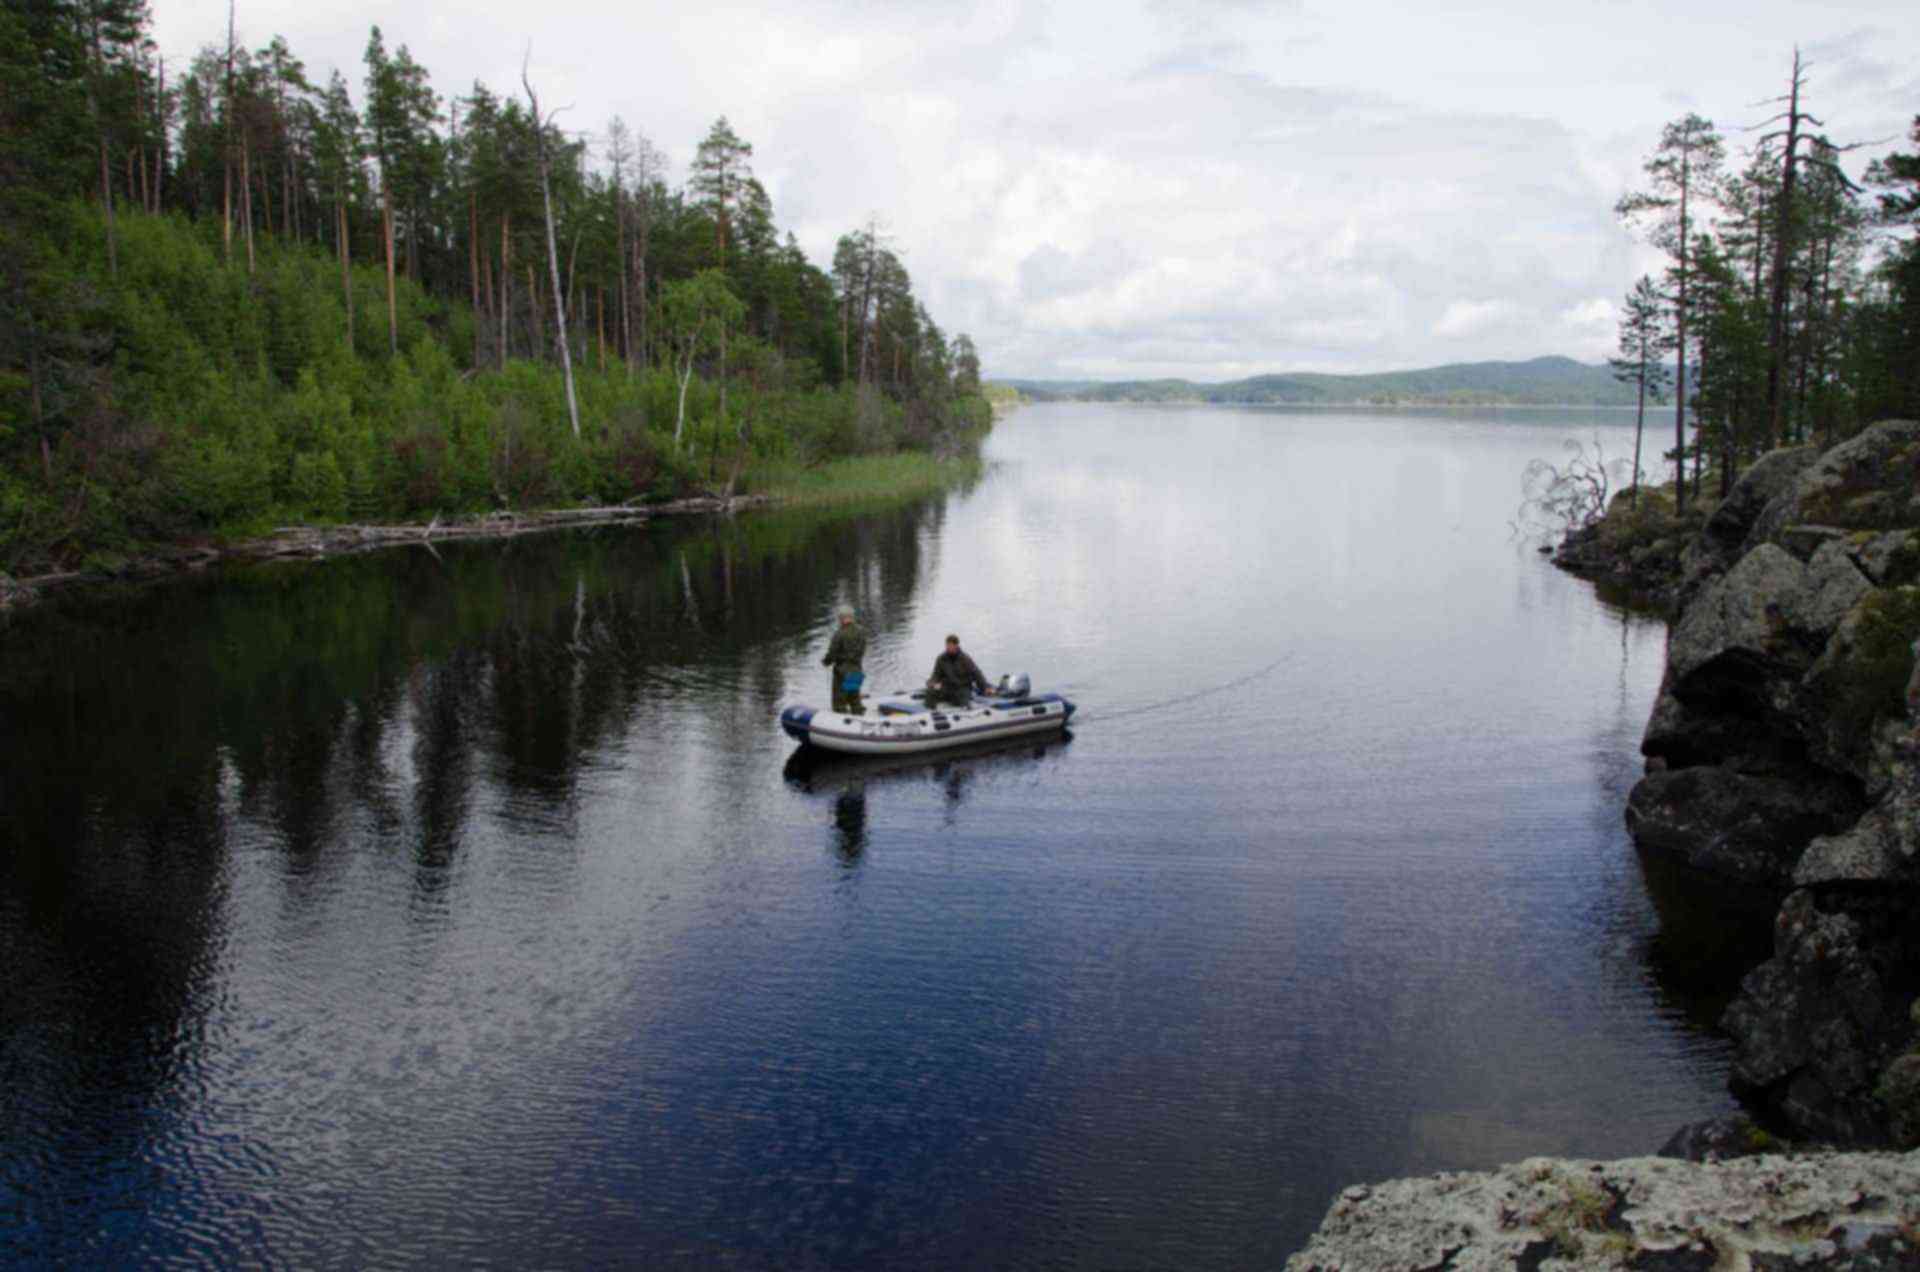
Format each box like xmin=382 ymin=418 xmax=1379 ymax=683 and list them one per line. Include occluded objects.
xmin=0 ymin=495 xmax=771 ymax=611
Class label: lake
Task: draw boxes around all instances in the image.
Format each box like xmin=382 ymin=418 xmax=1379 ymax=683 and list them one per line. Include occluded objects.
xmin=0 ymin=403 xmax=1765 ymax=1267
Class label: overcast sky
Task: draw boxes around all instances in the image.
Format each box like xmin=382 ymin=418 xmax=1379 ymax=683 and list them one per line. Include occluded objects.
xmin=151 ymin=0 xmax=1920 ymax=381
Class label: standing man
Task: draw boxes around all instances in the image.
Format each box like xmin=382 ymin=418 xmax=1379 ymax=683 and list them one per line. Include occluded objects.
xmin=927 ymin=634 xmax=990 ymax=708
xmin=823 ymin=605 xmax=867 ymax=714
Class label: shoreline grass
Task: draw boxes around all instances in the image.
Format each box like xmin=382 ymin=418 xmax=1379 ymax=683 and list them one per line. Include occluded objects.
xmin=749 ymin=451 xmax=984 ymax=508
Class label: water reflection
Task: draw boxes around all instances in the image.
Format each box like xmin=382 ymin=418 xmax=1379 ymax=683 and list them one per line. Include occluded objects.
xmin=1635 ymin=847 xmax=1779 ymax=1029
xmin=1 ymin=500 xmax=950 ymax=1262
xmin=785 ymin=734 xmax=1077 ymax=860
xmin=1 ymin=407 xmax=1766 ymax=1266
xmin=832 ymin=786 xmax=868 ymax=866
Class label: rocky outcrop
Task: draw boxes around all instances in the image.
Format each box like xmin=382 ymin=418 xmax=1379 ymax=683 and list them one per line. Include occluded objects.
xmin=1615 ymin=421 xmax=1920 ymax=1146
xmin=1674 ymin=445 xmax=1820 ymax=609
xmin=1624 ymin=766 xmax=1859 ymax=886
xmin=1723 ymin=891 xmax=1920 ymax=1145
xmin=1553 ymin=515 xmax=1694 ymax=604
xmin=1285 ymin=1151 xmax=1920 ymax=1271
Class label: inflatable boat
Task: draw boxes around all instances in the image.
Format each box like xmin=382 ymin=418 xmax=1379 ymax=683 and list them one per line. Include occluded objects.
xmin=780 ymin=674 xmax=1075 ymax=756
xmin=782 ymin=729 xmax=1073 ymax=792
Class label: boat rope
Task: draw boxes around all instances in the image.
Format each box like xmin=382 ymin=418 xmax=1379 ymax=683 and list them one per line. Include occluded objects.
xmin=1072 ymin=654 xmax=1294 ymax=726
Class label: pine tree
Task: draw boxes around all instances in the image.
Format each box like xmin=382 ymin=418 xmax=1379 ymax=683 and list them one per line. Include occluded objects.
xmin=1609 ymin=277 xmax=1674 ymax=507
xmin=1617 ymin=113 xmax=1724 ymax=515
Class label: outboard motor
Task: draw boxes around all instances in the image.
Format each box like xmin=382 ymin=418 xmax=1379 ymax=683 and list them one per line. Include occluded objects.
xmin=995 ymin=672 xmax=1031 ymax=699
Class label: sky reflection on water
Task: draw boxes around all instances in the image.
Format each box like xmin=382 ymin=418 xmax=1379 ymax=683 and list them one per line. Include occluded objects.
xmin=1 ymin=405 xmax=1749 ymax=1266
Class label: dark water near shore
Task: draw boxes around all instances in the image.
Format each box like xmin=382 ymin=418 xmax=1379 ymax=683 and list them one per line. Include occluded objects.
xmin=3 ymin=404 xmax=1755 ymax=1266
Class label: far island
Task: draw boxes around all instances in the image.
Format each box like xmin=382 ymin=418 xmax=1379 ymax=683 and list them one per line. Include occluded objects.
xmin=995 ymin=355 xmax=1648 ymax=408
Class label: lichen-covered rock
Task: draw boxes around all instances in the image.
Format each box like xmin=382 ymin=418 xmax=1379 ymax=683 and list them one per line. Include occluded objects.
xmin=1856 ymin=530 xmax=1920 ymax=587
xmin=1722 ymin=890 xmax=1918 ymax=1145
xmin=1795 ymin=541 xmax=1876 ymax=638
xmin=1673 ymin=446 xmax=1819 ymax=610
xmin=1284 ymin=1151 xmax=1920 ymax=1271
xmin=1794 ymin=715 xmax=1920 ymax=887
xmin=1778 ymin=523 xmax=1851 ymax=561
xmin=1668 ymin=544 xmax=1813 ymax=687
xmin=1794 ymin=795 xmax=1920 ymax=887
xmin=1747 ymin=420 xmax=1920 ymax=548
xmin=1625 ymin=767 xmax=1861 ymax=886
xmin=1798 ymin=595 xmax=1920 ymax=796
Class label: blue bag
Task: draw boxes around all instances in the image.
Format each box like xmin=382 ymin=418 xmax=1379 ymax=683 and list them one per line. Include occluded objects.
xmin=841 ymin=671 xmax=865 ymax=693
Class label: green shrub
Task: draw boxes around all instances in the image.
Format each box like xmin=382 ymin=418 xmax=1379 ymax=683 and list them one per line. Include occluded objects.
xmin=288 ymin=451 xmax=348 ymax=521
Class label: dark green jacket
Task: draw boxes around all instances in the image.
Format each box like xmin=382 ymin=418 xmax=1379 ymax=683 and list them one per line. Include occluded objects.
xmin=929 ymin=648 xmax=988 ymax=694
xmin=823 ymin=622 xmax=867 ymax=673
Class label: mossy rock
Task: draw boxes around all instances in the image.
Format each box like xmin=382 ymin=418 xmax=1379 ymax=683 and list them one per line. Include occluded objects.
xmin=1881 ymin=533 xmax=1920 ymax=587
xmin=1818 ymin=587 xmax=1920 ymax=742
xmin=1796 ymin=434 xmax=1920 ymax=531
xmin=1878 ymin=1050 xmax=1920 ymax=1148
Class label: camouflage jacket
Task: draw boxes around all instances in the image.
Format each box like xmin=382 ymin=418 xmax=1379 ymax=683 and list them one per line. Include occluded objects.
xmin=823 ymin=622 xmax=867 ymax=671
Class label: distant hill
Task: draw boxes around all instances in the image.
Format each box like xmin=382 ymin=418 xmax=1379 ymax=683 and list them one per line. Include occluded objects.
xmin=995 ymin=357 xmax=1648 ymax=407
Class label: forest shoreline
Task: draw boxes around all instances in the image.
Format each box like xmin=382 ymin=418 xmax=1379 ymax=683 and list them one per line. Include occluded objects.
xmin=0 ymin=450 xmax=983 ymax=614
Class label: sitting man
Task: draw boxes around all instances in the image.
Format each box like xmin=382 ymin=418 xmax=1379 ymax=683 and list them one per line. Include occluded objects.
xmin=926 ymin=633 xmax=990 ymax=708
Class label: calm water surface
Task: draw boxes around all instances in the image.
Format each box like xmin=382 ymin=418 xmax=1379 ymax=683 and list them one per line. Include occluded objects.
xmin=2 ymin=405 xmax=1760 ymax=1267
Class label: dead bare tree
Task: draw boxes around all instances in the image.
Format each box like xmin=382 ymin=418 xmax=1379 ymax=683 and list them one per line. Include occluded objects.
xmin=1752 ymin=49 xmax=1873 ymax=447
xmin=1515 ymin=437 xmax=1629 ymax=543
xmin=522 ymin=53 xmax=580 ymax=440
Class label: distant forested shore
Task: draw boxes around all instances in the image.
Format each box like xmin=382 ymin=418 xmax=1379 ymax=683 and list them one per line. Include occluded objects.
xmin=995 ymin=356 xmax=1651 ymax=407
xmin=0 ymin=6 xmax=989 ymax=576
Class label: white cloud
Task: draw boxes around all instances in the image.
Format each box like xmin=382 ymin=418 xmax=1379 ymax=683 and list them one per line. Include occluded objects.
xmin=1561 ymin=298 xmax=1615 ymax=331
xmin=148 ymin=0 xmax=1920 ymax=380
xmin=1434 ymin=300 xmax=1521 ymax=340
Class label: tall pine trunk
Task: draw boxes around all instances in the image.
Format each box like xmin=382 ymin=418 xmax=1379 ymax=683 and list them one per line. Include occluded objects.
xmin=1631 ymin=361 xmax=1646 ymax=509
xmin=469 ymin=193 xmax=482 ymax=368
xmin=242 ymin=133 xmax=256 ymax=274
xmin=383 ymin=182 xmax=398 ymax=355
xmin=1672 ymin=165 xmax=1689 ymax=514
xmin=1764 ymin=53 xmax=1805 ymax=450
xmin=499 ymin=214 xmax=511 ymax=368
xmin=338 ymin=197 xmax=354 ymax=348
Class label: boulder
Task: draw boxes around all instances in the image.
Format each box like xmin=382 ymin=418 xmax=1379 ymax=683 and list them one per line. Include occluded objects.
xmin=1679 ymin=444 xmax=1818 ymax=591
xmin=1879 ymin=1050 xmax=1920 ymax=1148
xmin=1797 ymin=598 xmax=1920 ymax=796
xmin=1794 ymin=731 xmax=1920 ymax=887
xmin=1854 ymin=530 xmax=1920 ymax=587
xmin=1655 ymin=1114 xmax=1781 ymax=1163
xmin=1625 ymin=766 xmax=1860 ymax=886
xmin=1746 ymin=420 xmax=1920 ymax=550
xmin=1666 ymin=544 xmax=1809 ymax=697
xmin=1793 ymin=541 xmax=1875 ymax=637
xmin=1640 ymin=675 xmax=1809 ymax=773
xmin=1722 ymin=890 xmax=1918 ymax=1145
xmin=1777 ymin=523 xmax=1850 ymax=561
